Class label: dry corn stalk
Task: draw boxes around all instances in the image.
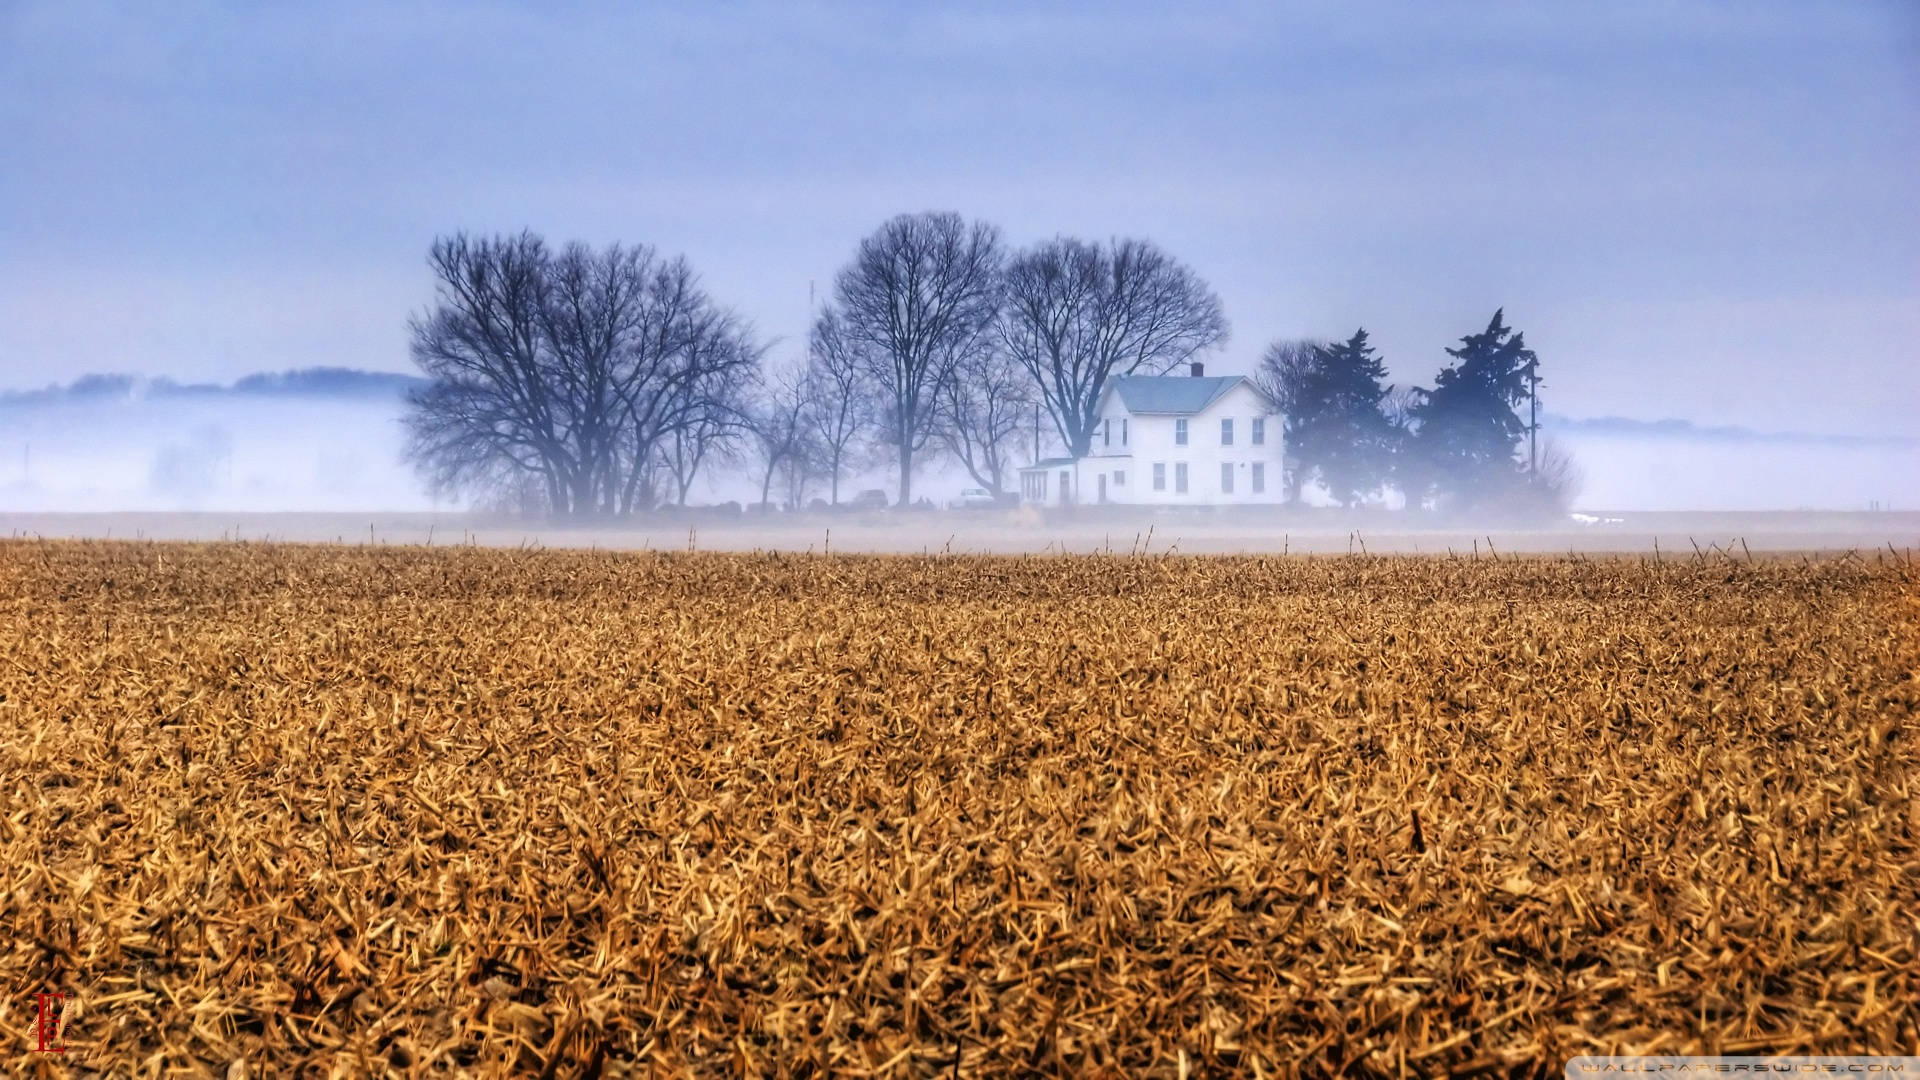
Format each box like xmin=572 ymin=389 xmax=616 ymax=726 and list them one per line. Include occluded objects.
xmin=0 ymin=540 xmax=1915 ymax=1075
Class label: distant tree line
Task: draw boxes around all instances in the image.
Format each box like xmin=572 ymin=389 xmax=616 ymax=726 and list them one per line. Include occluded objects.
xmin=402 ymin=213 xmax=1573 ymax=517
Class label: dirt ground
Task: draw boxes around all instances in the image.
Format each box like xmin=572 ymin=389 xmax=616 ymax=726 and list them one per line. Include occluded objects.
xmin=2 ymin=507 xmax=1917 ymax=555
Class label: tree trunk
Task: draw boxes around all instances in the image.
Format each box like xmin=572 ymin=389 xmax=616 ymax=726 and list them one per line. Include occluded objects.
xmin=619 ymin=464 xmax=643 ymax=515
xmin=956 ymin=452 xmax=997 ymax=496
xmin=896 ymin=442 xmax=913 ymax=506
xmin=675 ymin=444 xmax=704 ymax=506
xmin=759 ymin=456 xmax=779 ymax=512
xmin=570 ymin=472 xmax=597 ymax=520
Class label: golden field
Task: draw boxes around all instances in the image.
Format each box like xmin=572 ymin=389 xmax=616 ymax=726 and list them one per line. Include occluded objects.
xmin=1 ymin=541 xmax=1915 ymax=1076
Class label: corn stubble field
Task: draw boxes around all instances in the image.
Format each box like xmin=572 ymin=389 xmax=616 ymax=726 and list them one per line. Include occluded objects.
xmin=1 ymin=541 xmax=1916 ymax=1077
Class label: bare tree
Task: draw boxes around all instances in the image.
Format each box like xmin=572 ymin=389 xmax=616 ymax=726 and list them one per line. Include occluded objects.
xmin=776 ymin=436 xmax=821 ymax=510
xmin=1532 ymin=436 xmax=1584 ymax=511
xmin=805 ymin=309 xmax=878 ymax=505
xmin=537 ymin=240 xmax=672 ymax=514
xmin=606 ymin=270 xmax=760 ymax=514
xmin=1253 ymin=337 xmax=1332 ymax=504
xmin=825 ymin=212 xmax=1003 ymax=505
xmin=744 ymin=363 xmax=816 ymax=512
xmin=404 ymin=231 xmax=759 ymax=517
xmin=999 ymin=237 xmax=1227 ymax=459
xmin=936 ymin=344 xmax=1032 ymax=497
xmin=405 ymin=232 xmax=573 ymax=512
xmin=656 ymin=364 xmax=748 ymax=506
xmin=1251 ymin=338 xmax=1327 ymax=418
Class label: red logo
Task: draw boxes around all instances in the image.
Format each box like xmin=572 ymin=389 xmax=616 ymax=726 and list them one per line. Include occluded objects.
xmin=34 ymin=992 xmax=66 ymax=1053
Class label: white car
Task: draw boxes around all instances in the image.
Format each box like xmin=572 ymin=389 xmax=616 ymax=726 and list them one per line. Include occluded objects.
xmin=952 ymin=487 xmax=999 ymax=509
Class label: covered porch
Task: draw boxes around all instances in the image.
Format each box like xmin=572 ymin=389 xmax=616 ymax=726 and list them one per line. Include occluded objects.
xmin=1017 ymin=457 xmax=1079 ymax=507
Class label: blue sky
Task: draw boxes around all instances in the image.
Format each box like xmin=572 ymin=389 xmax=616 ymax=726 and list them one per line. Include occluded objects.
xmin=3 ymin=1 xmax=1915 ymax=434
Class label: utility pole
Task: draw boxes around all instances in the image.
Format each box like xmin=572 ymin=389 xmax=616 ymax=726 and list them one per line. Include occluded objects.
xmin=1525 ymin=354 xmax=1540 ymax=481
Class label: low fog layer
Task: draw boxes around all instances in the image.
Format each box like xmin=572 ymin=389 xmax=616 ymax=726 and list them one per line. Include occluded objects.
xmin=1548 ymin=433 xmax=1917 ymax=512
xmin=0 ymin=374 xmax=1915 ymax=514
xmin=0 ymin=392 xmax=432 ymax=513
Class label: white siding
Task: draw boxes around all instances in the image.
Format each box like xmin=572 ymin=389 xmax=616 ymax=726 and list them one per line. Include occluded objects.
xmin=1039 ymin=378 xmax=1284 ymax=506
xmin=1087 ymin=381 xmax=1282 ymax=505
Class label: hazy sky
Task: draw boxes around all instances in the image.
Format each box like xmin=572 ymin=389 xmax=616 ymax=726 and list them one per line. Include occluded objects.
xmin=4 ymin=1 xmax=1916 ymax=434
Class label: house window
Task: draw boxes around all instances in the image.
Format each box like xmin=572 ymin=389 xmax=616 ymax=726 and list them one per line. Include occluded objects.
xmin=1113 ymin=469 xmax=1125 ymax=487
xmin=1175 ymin=419 xmax=1187 ymax=446
xmin=1251 ymin=461 xmax=1265 ymax=494
xmin=1152 ymin=463 xmax=1165 ymax=491
xmin=1103 ymin=419 xmax=1110 ymax=448
xmin=1121 ymin=418 xmax=1128 ymax=446
xmin=1221 ymin=418 xmax=1233 ymax=446
xmin=1221 ymin=462 xmax=1234 ymax=494
xmin=1252 ymin=417 xmax=1265 ymax=446
xmin=1174 ymin=463 xmax=1188 ymax=494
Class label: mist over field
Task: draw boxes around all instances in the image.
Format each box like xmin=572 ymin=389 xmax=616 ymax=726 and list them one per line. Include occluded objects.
xmin=0 ymin=374 xmax=433 ymax=513
xmin=1 ymin=372 xmax=1913 ymax=518
xmin=1548 ymin=429 xmax=1919 ymax=512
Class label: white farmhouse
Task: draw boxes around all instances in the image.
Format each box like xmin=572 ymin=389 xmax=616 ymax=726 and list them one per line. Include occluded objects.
xmin=1018 ymin=363 xmax=1283 ymax=506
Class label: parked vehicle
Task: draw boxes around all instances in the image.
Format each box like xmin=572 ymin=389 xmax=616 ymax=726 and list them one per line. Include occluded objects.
xmin=952 ymin=487 xmax=999 ymax=509
xmin=849 ymin=489 xmax=889 ymax=510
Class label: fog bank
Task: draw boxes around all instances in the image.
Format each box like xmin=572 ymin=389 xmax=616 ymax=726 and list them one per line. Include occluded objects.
xmin=2 ymin=374 xmax=1915 ymax=514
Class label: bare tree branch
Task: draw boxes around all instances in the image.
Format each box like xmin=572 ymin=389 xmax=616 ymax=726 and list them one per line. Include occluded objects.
xmin=403 ymin=232 xmax=760 ymax=517
xmin=825 ymin=212 xmax=1002 ymax=505
xmin=936 ymin=343 xmax=1032 ymax=497
xmin=999 ymin=237 xmax=1227 ymax=459
xmin=805 ymin=309 xmax=880 ymax=506
xmin=744 ymin=362 xmax=818 ymax=512
xmin=1253 ymin=337 xmax=1332 ymax=504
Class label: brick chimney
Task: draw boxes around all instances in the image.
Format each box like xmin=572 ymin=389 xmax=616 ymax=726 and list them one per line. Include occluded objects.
xmin=1189 ymin=362 xmax=1204 ymax=377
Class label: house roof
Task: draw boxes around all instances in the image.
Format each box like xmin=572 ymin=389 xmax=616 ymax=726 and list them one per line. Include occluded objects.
xmin=1020 ymin=456 xmax=1079 ymax=471
xmin=1106 ymin=374 xmax=1259 ymax=415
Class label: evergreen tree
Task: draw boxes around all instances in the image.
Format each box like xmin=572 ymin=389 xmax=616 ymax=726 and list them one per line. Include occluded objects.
xmin=1288 ymin=328 xmax=1396 ymax=508
xmin=1406 ymin=309 xmax=1537 ymax=509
